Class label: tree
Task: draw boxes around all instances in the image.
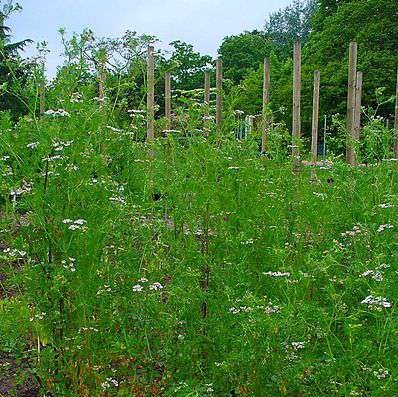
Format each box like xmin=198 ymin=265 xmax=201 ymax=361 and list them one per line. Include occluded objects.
xmin=0 ymin=1 xmax=33 ymax=116
xmin=235 ymin=0 xmax=397 ymax=141
xmin=264 ymin=0 xmax=317 ymax=59
xmin=304 ymin=0 xmax=398 ymax=119
xmin=165 ymin=41 xmax=212 ymax=91
xmin=312 ymin=0 xmax=353 ymax=26
xmin=218 ymin=30 xmax=272 ymax=84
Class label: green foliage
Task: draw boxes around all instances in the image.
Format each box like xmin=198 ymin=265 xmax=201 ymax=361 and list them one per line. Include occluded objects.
xmin=264 ymin=0 xmax=316 ymax=59
xmin=305 ymin=0 xmax=398 ymax=119
xmin=0 ymin=1 xmax=33 ymax=117
xmin=218 ymin=31 xmax=272 ymax=84
xmin=165 ymin=41 xmax=213 ymax=91
xmin=0 ymin=99 xmax=397 ymax=395
xmin=0 ymin=4 xmax=397 ymax=395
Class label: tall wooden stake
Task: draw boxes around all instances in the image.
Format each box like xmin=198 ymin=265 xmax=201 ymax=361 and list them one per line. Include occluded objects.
xmin=262 ymin=58 xmax=270 ymax=153
xmin=394 ymin=65 xmax=398 ymax=158
xmin=353 ymin=71 xmax=363 ymax=164
xmin=311 ymin=71 xmax=321 ymax=165
xmin=147 ymin=45 xmax=155 ymax=141
xmin=346 ymin=42 xmax=358 ymax=165
xmin=165 ymin=72 xmax=171 ymax=128
xmin=216 ymin=57 xmax=223 ymax=127
xmin=204 ymin=71 xmax=211 ymax=107
xmin=292 ymin=42 xmax=301 ymax=158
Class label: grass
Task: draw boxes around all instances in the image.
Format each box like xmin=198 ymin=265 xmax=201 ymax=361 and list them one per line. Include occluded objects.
xmin=0 ymin=101 xmax=397 ymax=396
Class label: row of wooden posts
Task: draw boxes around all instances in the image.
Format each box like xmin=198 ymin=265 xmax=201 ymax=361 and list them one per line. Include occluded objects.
xmin=37 ymin=42 xmax=398 ymax=163
xmin=145 ymin=42 xmax=398 ymax=164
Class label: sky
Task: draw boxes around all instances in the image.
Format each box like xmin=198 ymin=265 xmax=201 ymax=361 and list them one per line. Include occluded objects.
xmin=10 ymin=0 xmax=293 ymax=77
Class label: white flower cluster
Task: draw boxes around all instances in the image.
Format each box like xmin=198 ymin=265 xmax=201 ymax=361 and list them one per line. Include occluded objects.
xmin=361 ymin=295 xmax=392 ymax=310
xmin=2 ymin=248 xmax=27 ymax=258
xmin=44 ymin=109 xmax=70 ymax=118
xmin=138 ymin=277 xmax=148 ymax=283
xmin=26 ymin=141 xmax=39 ymax=149
xmin=10 ymin=181 xmax=32 ymax=199
xmin=284 ymin=341 xmax=306 ymax=362
xmin=377 ymin=203 xmax=394 ymax=209
xmin=174 ymin=382 xmax=189 ymax=392
xmin=107 ymin=125 xmax=124 ymax=133
xmin=373 ymin=368 xmax=389 ymax=380
xmin=291 ymin=341 xmax=306 ymax=350
xmin=101 ymin=377 xmax=119 ymax=390
xmin=205 ymin=383 xmax=214 ymax=394
xmin=78 ymin=327 xmax=99 ymax=333
xmin=62 ymin=219 xmax=87 ymax=231
xmin=53 ymin=140 xmax=73 ymax=152
xmin=360 ymin=270 xmax=383 ymax=282
xmin=229 ymin=306 xmax=253 ymax=314
xmin=163 ymin=129 xmax=182 ymax=134
xmin=93 ymin=96 xmax=108 ymax=103
xmin=133 ymin=278 xmax=163 ymax=293
xmin=241 ymin=238 xmax=254 ymax=245
xmin=42 ymin=154 xmax=63 ymax=162
xmin=66 ymin=163 xmax=79 ymax=172
xmin=132 ymin=284 xmax=143 ymax=292
xmin=109 ymin=196 xmax=126 ymax=205
xmin=341 ymin=225 xmax=362 ymax=238
xmin=263 ymin=271 xmax=291 ymax=278
xmin=70 ymin=92 xmax=82 ymax=103
xmin=313 ymin=192 xmax=327 ymax=199
xmin=97 ymin=285 xmax=112 ymax=295
xmin=377 ymin=224 xmax=394 ymax=233
xmin=62 ymin=257 xmax=76 ymax=272
xmin=128 ymin=109 xmax=145 ymax=116
xmin=149 ymin=282 xmax=163 ymax=291
xmin=264 ymin=304 xmax=281 ymax=315
xmin=30 ymin=312 xmax=46 ymax=322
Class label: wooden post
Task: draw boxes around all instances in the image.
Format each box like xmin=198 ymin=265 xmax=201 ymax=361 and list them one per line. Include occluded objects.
xmin=204 ymin=71 xmax=211 ymax=106
xmin=165 ymin=72 xmax=171 ymax=128
xmin=147 ymin=45 xmax=155 ymax=141
xmin=394 ymin=65 xmax=398 ymax=158
xmin=292 ymin=41 xmax=301 ymax=158
xmin=353 ymin=71 xmax=363 ymax=164
xmin=262 ymin=58 xmax=270 ymax=153
xmin=249 ymin=115 xmax=254 ymax=137
xmin=346 ymin=42 xmax=358 ymax=165
xmin=311 ymin=71 xmax=321 ymax=165
xmin=216 ymin=57 xmax=223 ymax=127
